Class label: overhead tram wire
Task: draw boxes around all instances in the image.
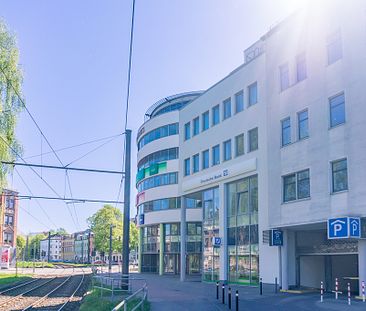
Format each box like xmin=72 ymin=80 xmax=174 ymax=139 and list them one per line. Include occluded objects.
xmin=14 ymin=168 xmax=59 ymax=229
xmin=0 ymin=66 xmax=81 ymax=230
xmin=115 ymin=0 xmax=136 ymax=207
xmin=0 ymin=135 xmax=79 ymax=230
xmin=24 ymin=132 xmax=124 ymax=160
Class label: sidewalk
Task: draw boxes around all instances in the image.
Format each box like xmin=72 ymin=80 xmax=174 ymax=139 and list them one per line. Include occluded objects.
xmin=134 ymin=273 xmax=366 ymax=311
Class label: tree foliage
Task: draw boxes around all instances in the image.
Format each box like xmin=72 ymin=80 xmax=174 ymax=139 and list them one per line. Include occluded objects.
xmin=16 ymin=235 xmax=26 ymax=255
xmin=27 ymin=233 xmax=46 ymax=259
xmin=50 ymin=227 xmax=68 ymax=236
xmin=0 ymin=20 xmax=24 ymax=188
xmin=87 ymin=204 xmax=138 ymax=253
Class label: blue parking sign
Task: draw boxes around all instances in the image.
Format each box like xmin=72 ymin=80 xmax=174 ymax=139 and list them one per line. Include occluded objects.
xmin=349 ymin=217 xmax=361 ymax=238
xmin=270 ymin=229 xmax=283 ymax=246
xmin=328 ymin=217 xmax=348 ymax=239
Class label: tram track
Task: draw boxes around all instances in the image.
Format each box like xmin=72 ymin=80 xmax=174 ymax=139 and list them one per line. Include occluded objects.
xmin=0 ymin=265 xmax=88 ymax=311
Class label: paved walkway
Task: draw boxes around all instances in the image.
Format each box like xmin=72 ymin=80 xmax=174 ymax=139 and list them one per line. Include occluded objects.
xmin=135 ymin=273 xmax=366 ymax=311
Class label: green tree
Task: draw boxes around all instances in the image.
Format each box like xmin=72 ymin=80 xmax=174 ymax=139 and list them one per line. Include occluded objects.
xmin=50 ymin=228 xmax=68 ymax=236
xmin=88 ymin=205 xmax=137 ymax=253
xmin=28 ymin=233 xmax=46 ymax=259
xmin=0 ymin=20 xmax=24 ymax=188
xmin=16 ymin=235 xmax=26 ymax=256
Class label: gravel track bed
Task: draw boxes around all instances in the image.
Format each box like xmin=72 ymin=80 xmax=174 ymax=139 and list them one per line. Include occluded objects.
xmin=0 ymin=277 xmax=66 ymax=311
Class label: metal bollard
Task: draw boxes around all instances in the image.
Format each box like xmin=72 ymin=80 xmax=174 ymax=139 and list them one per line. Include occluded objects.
xmin=235 ymin=290 xmax=239 ymax=311
xmin=228 ymin=287 xmax=232 ymax=309
xmin=362 ymin=281 xmax=365 ymax=303
xmin=222 ymin=284 xmax=225 ymax=304
xmin=320 ymin=281 xmax=324 ymax=303
xmin=347 ymin=283 xmax=351 ymax=305
xmin=275 ymin=277 xmax=278 ymax=293
xmin=335 ymin=278 xmax=339 ymax=300
xmin=216 ymin=282 xmax=219 ymax=299
xmin=259 ymin=278 xmax=263 ymax=295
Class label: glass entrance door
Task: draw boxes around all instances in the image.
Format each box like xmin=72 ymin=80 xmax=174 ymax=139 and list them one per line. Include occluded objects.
xmin=187 ymin=254 xmax=201 ymax=274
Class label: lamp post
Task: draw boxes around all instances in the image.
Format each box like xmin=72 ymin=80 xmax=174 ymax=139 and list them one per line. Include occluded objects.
xmin=109 ymin=224 xmax=116 ymax=274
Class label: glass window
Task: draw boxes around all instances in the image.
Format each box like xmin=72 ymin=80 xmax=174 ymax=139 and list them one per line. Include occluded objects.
xmin=212 ymin=105 xmax=220 ymax=126
xmin=280 ymin=64 xmax=290 ymax=91
xmin=235 ymin=134 xmax=244 ymax=157
xmin=137 ymin=172 xmax=178 ymax=192
xmin=193 ymin=117 xmax=199 ymax=136
xmin=248 ymin=82 xmax=257 ymax=106
xmin=332 ymin=159 xmax=348 ymax=192
xmin=283 ymin=174 xmax=296 ymax=202
xmin=223 ymin=139 xmax=232 ymax=161
xmin=235 ymin=91 xmax=244 ymax=113
xmin=193 ymin=154 xmax=199 ymax=173
xmin=298 ymin=110 xmax=309 ymax=140
xmin=184 ymin=158 xmax=190 ymax=176
xmin=297 ymin=169 xmax=310 ymax=199
xmin=248 ymin=127 xmax=258 ymax=152
xmin=283 ymin=169 xmax=310 ymax=202
xmin=330 ymin=93 xmax=345 ymax=128
xmin=296 ymin=54 xmax=307 ymax=82
xmin=327 ymin=30 xmax=342 ymax=65
xmin=223 ymin=98 xmax=231 ymax=120
xmin=138 ymin=123 xmax=179 ymax=150
xmin=212 ymin=145 xmax=220 ymax=166
xmin=138 ymin=147 xmax=179 ymax=170
xmin=202 ymin=111 xmax=209 ymax=131
xmin=184 ymin=122 xmax=191 ymax=140
xmin=202 ymin=149 xmax=209 ymax=170
xmin=281 ymin=117 xmax=291 ymax=146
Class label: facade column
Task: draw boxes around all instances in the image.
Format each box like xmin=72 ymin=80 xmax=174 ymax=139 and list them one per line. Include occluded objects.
xmin=358 ymin=240 xmax=366 ymax=296
xmin=159 ymin=223 xmax=164 ymax=275
xmin=138 ymin=227 xmax=143 ymax=273
xmin=281 ymin=230 xmax=289 ymax=290
xmin=180 ymin=196 xmax=187 ymax=281
xmin=219 ymin=183 xmax=227 ymax=282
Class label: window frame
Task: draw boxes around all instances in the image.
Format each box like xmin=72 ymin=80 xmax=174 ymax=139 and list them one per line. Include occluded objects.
xmin=331 ymin=158 xmax=348 ymax=193
xmin=282 ymin=169 xmax=311 ymax=203
xmin=184 ymin=122 xmax=191 ymax=141
xmin=202 ymin=149 xmax=209 ymax=170
xmin=281 ymin=117 xmax=291 ymax=147
xmin=212 ymin=144 xmax=220 ymax=166
xmin=296 ymin=53 xmax=307 ymax=82
xmin=279 ymin=63 xmax=290 ymax=91
xmin=248 ymin=82 xmax=258 ymax=106
xmin=329 ymin=92 xmax=346 ymax=128
xmin=202 ymin=111 xmax=209 ymax=131
xmin=235 ymin=90 xmax=244 ymax=114
xmin=193 ymin=117 xmax=200 ymax=136
xmin=297 ymin=109 xmax=309 ymax=140
xmin=184 ymin=158 xmax=191 ymax=176
xmin=223 ymin=98 xmax=232 ymax=120
xmin=223 ymin=139 xmax=232 ymax=162
xmin=212 ymin=105 xmax=220 ymax=126
xmin=192 ymin=153 xmax=199 ymax=174
xmin=248 ymin=127 xmax=258 ymax=152
xmin=235 ymin=133 xmax=244 ymax=157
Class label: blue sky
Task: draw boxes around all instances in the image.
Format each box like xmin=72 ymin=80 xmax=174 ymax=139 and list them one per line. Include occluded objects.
xmin=0 ymin=0 xmax=299 ymax=234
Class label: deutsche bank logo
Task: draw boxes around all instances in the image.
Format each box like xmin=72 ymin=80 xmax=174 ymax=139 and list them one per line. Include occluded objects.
xmin=327 ymin=217 xmax=360 ymax=239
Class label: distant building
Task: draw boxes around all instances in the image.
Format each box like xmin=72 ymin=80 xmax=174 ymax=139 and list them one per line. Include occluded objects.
xmin=62 ymin=234 xmax=75 ymax=262
xmin=0 ymin=189 xmax=18 ymax=248
xmin=40 ymin=234 xmax=62 ymax=261
xmin=74 ymin=230 xmax=94 ymax=263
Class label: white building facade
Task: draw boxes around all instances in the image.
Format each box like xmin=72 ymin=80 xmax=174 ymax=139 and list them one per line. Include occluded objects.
xmin=40 ymin=235 xmax=62 ymax=261
xmin=137 ymin=1 xmax=366 ymax=295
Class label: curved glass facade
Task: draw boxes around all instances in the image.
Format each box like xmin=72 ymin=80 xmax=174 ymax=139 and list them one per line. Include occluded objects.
xmin=139 ymin=197 xmax=181 ymax=214
xmin=138 ymin=147 xmax=178 ymax=171
xmin=138 ymin=123 xmax=179 ymax=150
xmin=154 ymin=101 xmax=189 ymax=117
xmin=137 ymin=172 xmax=178 ymax=192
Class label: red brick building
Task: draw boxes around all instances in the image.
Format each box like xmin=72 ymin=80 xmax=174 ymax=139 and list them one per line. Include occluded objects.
xmin=0 ymin=189 xmax=18 ymax=247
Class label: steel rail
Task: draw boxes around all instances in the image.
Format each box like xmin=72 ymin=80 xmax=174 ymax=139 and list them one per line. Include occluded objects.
xmin=57 ymin=268 xmax=85 ymax=311
xmin=0 ymin=277 xmax=57 ymax=308
xmin=22 ymin=275 xmax=73 ymax=311
xmin=0 ymin=278 xmax=39 ymax=295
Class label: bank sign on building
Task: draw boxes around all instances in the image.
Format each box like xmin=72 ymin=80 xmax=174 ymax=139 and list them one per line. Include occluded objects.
xmin=135 ymin=0 xmax=366 ymax=297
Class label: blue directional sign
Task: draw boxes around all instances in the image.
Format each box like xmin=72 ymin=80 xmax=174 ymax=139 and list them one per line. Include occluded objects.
xmin=212 ymin=237 xmax=222 ymax=247
xmin=328 ymin=217 xmax=348 ymax=239
xmin=349 ymin=217 xmax=361 ymax=238
xmin=327 ymin=217 xmax=361 ymax=239
xmin=270 ymin=229 xmax=283 ymax=246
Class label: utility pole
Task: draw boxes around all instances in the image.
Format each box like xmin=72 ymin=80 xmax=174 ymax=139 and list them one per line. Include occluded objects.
xmin=47 ymin=232 xmax=51 ymax=262
xmin=109 ymin=224 xmax=115 ymax=274
xmin=25 ymin=235 xmax=29 ymax=262
xmin=81 ymin=234 xmax=84 ymax=264
xmin=87 ymin=231 xmax=91 ymax=264
xmin=122 ymin=129 xmax=131 ymax=283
